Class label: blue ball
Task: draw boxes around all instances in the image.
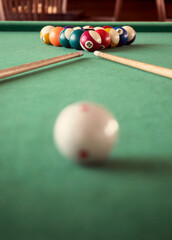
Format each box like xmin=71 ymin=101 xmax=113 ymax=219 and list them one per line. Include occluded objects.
xmin=59 ymin=28 xmax=74 ymax=48
xmin=114 ymin=27 xmax=128 ymax=46
xmin=122 ymin=26 xmax=136 ymax=45
xmin=69 ymin=29 xmax=84 ymax=50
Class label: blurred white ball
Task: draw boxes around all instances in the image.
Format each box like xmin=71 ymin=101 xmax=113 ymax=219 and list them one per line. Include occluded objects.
xmin=54 ymin=102 xmax=119 ymax=164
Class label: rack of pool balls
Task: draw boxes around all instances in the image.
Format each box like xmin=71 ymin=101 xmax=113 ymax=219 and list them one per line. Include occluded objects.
xmin=40 ymin=25 xmax=136 ymax=52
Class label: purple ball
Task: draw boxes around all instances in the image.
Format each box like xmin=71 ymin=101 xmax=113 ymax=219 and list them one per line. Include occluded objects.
xmin=64 ymin=25 xmax=73 ymax=29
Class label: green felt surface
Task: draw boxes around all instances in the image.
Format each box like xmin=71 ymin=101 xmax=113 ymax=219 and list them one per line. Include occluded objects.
xmin=0 ymin=22 xmax=172 ymax=240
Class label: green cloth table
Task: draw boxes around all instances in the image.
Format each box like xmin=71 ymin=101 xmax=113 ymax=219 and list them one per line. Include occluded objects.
xmin=0 ymin=21 xmax=172 ymax=240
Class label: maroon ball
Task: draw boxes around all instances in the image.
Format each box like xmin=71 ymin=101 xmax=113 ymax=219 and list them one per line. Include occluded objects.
xmin=80 ymin=30 xmax=102 ymax=52
xmin=95 ymin=29 xmax=111 ymax=50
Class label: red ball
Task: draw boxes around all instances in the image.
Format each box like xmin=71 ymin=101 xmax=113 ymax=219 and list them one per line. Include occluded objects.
xmin=83 ymin=26 xmax=94 ymax=29
xmin=102 ymin=25 xmax=112 ymax=29
xmin=95 ymin=29 xmax=111 ymax=50
xmin=80 ymin=30 xmax=101 ymax=52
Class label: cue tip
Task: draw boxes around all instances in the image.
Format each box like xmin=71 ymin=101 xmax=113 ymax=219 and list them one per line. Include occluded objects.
xmin=94 ymin=51 xmax=100 ymax=56
xmin=78 ymin=51 xmax=84 ymax=56
xmin=94 ymin=51 xmax=172 ymax=79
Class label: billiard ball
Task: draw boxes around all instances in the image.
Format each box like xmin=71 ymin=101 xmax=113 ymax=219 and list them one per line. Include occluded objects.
xmin=122 ymin=26 xmax=136 ymax=45
xmin=104 ymin=28 xmax=119 ymax=48
xmin=83 ymin=26 xmax=94 ymax=29
xmin=84 ymin=28 xmax=95 ymax=32
xmin=49 ymin=26 xmax=64 ymax=46
xmin=59 ymin=28 xmax=74 ymax=48
xmin=64 ymin=25 xmax=73 ymax=29
xmin=40 ymin=25 xmax=54 ymax=44
xmin=53 ymin=102 xmax=119 ymax=164
xmin=73 ymin=26 xmax=83 ymax=30
xmin=95 ymin=29 xmax=110 ymax=50
xmin=80 ymin=30 xmax=102 ymax=52
xmin=102 ymin=26 xmax=112 ymax=29
xmin=69 ymin=29 xmax=84 ymax=50
xmin=94 ymin=27 xmax=104 ymax=30
xmin=114 ymin=27 xmax=128 ymax=46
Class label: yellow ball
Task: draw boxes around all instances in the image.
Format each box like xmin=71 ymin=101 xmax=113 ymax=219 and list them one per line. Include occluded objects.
xmin=40 ymin=25 xmax=54 ymax=45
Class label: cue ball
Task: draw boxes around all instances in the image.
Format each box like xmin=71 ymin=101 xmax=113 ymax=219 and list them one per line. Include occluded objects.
xmin=40 ymin=25 xmax=54 ymax=44
xmin=122 ymin=26 xmax=136 ymax=45
xmin=54 ymin=102 xmax=119 ymax=164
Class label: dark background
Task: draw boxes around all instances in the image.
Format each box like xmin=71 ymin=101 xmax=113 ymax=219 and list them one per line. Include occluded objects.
xmin=67 ymin=0 xmax=172 ymax=21
xmin=0 ymin=0 xmax=172 ymax=21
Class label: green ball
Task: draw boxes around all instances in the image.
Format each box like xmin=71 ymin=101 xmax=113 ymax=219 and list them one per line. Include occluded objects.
xmin=69 ymin=29 xmax=84 ymax=50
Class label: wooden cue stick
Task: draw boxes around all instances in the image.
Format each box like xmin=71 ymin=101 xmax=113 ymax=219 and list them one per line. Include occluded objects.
xmin=94 ymin=51 xmax=172 ymax=79
xmin=0 ymin=51 xmax=84 ymax=80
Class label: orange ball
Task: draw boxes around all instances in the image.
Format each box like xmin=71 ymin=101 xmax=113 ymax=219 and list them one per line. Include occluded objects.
xmin=49 ymin=27 xmax=64 ymax=46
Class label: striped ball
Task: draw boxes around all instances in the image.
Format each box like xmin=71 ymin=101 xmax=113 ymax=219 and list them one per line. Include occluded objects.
xmin=104 ymin=28 xmax=119 ymax=48
xmin=80 ymin=30 xmax=102 ymax=52
xmin=59 ymin=28 xmax=74 ymax=48
xmin=122 ymin=26 xmax=136 ymax=45
xmin=40 ymin=25 xmax=54 ymax=44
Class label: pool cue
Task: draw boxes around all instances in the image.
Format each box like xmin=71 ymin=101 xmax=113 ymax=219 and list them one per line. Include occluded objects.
xmin=94 ymin=51 xmax=172 ymax=79
xmin=0 ymin=51 xmax=84 ymax=79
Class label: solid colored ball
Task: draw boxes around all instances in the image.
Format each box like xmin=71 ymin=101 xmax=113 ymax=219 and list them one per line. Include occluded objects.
xmin=49 ymin=26 xmax=64 ymax=46
xmin=69 ymin=29 xmax=84 ymax=50
xmin=104 ymin=28 xmax=119 ymax=48
xmin=80 ymin=30 xmax=102 ymax=52
xmin=114 ymin=27 xmax=128 ymax=46
xmin=59 ymin=28 xmax=74 ymax=48
xmin=102 ymin=26 xmax=112 ymax=29
xmin=122 ymin=26 xmax=136 ymax=45
xmin=64 ymin=25 xmax=73 ymax=29
xmin=54 ymin=102 xmax=119 ymax=164
xmin=95 ymin=29 xmax=111 ymax=50
xmin=40 ymin=25 xmax=54 ymax=44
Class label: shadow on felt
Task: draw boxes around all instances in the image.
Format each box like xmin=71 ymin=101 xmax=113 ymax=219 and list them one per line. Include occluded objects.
xmin=104 ymin=43 xmax=168 ymax=54
xmin=0 ymin=58 xmax=89 ymax=86
xmin=81 ymin=156 xmax=172 ymax=174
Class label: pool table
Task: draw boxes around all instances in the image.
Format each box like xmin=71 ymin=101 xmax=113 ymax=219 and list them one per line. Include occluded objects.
xmin=0 ymin=21 xmax=172 ymax=240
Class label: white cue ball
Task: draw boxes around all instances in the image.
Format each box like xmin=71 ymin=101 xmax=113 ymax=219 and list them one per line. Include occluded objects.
xmin=53 ymin=102 xmax=119 ymax=164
